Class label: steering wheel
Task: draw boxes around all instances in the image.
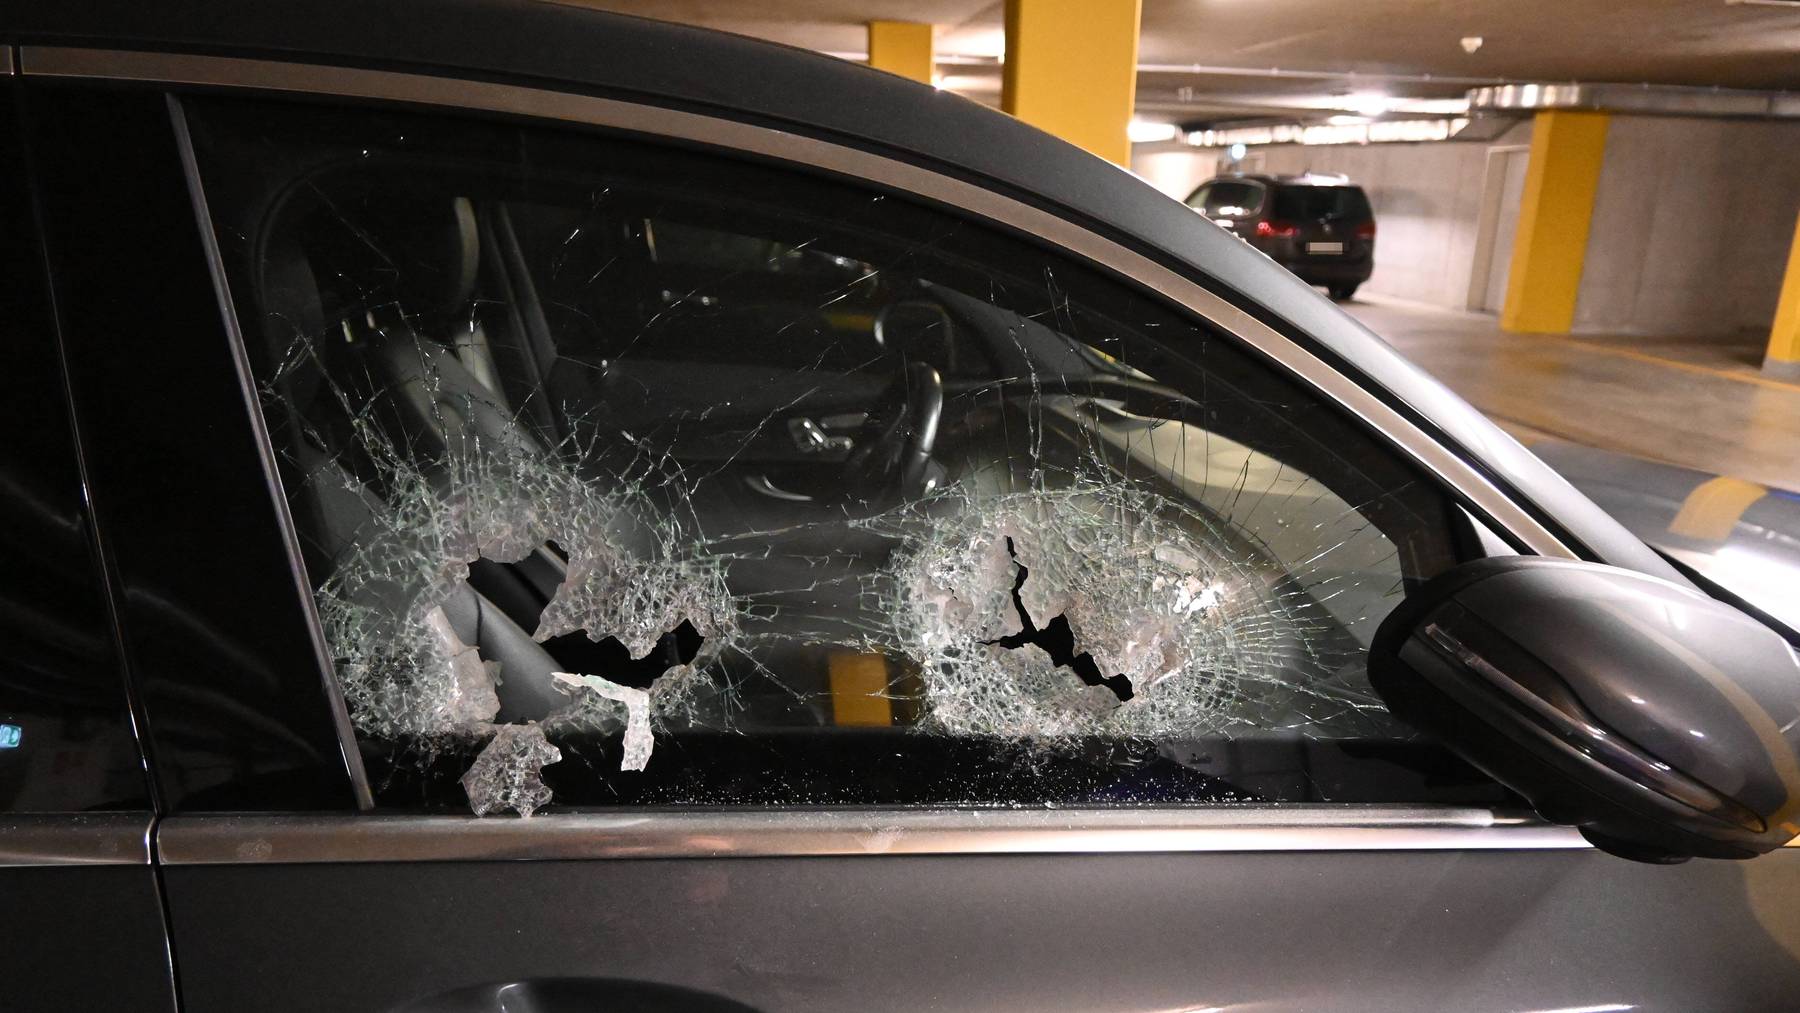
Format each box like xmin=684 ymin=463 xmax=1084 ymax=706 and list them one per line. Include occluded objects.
xmin=843 ymin=361 xmax=944 ymax=504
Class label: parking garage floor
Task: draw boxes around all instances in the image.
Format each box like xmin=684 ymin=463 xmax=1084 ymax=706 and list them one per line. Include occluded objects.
xmin=1345 ymin=296 xmax=1800 ymax=493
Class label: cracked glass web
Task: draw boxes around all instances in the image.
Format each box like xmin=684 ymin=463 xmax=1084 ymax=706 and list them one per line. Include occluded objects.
xmin=187 ymin=97 xmax=1509 ymax=815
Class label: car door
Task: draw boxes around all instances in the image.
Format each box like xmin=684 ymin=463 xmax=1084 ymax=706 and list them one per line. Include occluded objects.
xmin=20 ymin=53 xmax=1800 ymax=1013
xmin=0 ymin=73 xmax=177 ymax=1013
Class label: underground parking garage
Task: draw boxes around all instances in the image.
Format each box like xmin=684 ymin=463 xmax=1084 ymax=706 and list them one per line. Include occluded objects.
xmin=4 ymin=3 xmax=1800 ymax=1011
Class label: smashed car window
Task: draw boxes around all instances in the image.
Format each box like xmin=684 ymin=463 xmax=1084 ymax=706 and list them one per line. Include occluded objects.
xmin=184 ymin=98 xmax=1510 ymax=814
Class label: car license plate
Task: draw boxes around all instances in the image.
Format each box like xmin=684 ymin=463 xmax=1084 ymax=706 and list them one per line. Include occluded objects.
xmin=1307 ymin=241 xmax=1344 ymax=255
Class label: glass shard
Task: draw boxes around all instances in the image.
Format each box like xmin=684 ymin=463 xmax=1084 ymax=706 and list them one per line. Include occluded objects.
xmin=461 ymin=723 xmax=561 ymax=817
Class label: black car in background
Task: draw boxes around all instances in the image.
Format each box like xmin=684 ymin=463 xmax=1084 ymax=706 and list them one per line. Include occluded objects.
xmin=1187 ymin=173 xmax=1375 ymax=300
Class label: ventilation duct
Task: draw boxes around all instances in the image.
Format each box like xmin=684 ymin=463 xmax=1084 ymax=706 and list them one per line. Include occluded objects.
xmin=1469 ymin=82 xmax=1800 ymax=120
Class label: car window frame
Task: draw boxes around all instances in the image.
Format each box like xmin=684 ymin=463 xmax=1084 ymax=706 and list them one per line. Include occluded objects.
xmin=16 ymin=45 xmax=1593 ymax=858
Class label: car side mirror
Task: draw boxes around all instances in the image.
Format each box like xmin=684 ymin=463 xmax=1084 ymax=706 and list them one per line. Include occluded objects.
xmin=1370 ymin=556 xmax=1800 ymax=863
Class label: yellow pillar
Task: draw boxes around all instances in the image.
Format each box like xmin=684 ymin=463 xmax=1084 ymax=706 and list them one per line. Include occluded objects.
xmin=1764 ymin=212 xmax=1800 ymax=377
xmin=828 ymin=652 xmax=893 ymax=727
xmin=1500 ymin=110 xmax=1611 ymax=334
xmin=867 ymin=21 xmax=934 ymax=85
xmin=1001 ymin=0 xmax=1142 ymax=166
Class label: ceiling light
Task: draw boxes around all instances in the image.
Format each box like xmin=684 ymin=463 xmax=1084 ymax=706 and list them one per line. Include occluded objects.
xmin=1460 ymin=36 xmax=1484 ymax=54
xmin=1326 ymin=114 xmax=1372 ymax=126
xmin=1345 ymin=91 xmax=1392 ymax=117
xmin=935 ymin=74 xmax=999 ymax=93
xmin=1128 ymin=119 xmax=1181 ymax=143
xmin=943 ymin=27 xmax=1007 ymax=59
xmin=1187 ymin=117 xmax=1468 ymax=149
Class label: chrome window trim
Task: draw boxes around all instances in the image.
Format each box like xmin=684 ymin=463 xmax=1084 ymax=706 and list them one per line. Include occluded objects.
xmin=0 ymin=813 xmax=154 ymax=867
xmin=156 ymin=807 xmax=1587 ymax=865
xmin=18 ymin=45 xmax=1569 ymax=557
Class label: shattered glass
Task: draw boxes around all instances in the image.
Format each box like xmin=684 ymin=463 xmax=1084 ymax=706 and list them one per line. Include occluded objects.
xmin=460 ymin=723 xmax=560 ymax=817
xmin=880 ymin=478 xmax=1355 ymax=740
xmin=186 ymin=97 xmax=1512 ymax=814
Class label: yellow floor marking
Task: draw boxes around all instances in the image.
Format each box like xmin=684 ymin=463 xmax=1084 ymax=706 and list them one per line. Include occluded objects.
xmin=1537 ymin=335 xmax=1800 ymax=395
xmin=828 ymin=652 xmax=893 ymax=727
xmin=1668 ymin=475 xmax=1768 ymax=542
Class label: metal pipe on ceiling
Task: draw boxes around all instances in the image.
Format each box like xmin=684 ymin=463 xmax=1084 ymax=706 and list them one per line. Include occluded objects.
xmin=1470 ymin=81 xmax=1800 ymax=119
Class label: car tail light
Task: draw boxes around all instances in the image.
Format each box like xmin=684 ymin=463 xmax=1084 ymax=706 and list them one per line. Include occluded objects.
xmin=1255 ymin=220 xmax=1298 ymax=239
xmin=1354 ymin=221 xmax=1377 ymax=240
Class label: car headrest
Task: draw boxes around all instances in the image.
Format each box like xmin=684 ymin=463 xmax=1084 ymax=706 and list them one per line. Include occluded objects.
xmin=310 ymin=192 xmax=480 ymax=333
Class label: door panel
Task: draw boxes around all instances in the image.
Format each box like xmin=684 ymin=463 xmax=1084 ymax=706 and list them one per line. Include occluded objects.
xmin=1 ymin=867 xmax=175 ymax=1010
xmin=161 ymin=845 xmax=1800 ymax=1012
xmin=1 ymin=853 xmax=175 ymax=1013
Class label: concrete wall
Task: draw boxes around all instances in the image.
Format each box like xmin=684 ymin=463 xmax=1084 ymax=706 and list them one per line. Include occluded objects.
xmin=1131 ymin=122 xmax=1531 ymax=309
xmin=1132 ymin=147 xmax=1224 ymax=207
xmin=1573 ymin=116 xmax=1800 ymax=340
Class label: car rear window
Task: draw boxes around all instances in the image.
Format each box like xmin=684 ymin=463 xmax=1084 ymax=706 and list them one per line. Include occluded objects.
xmin=1272 ymin=185 xmax=1372 ymax=222
xmin=1185 ymin=180 xmax=1265 ymax=217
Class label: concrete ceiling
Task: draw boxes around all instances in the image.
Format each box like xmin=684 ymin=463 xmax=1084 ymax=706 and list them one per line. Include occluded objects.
xmin=560 ymin=0 xmax=1800 ymax=125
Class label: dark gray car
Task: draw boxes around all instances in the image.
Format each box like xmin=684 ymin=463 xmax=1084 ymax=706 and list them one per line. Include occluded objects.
xmin=3 ymin=3 xmax=1800 ymax=1011
xmin=1187 ymin=173 xmax=1377 ymax=301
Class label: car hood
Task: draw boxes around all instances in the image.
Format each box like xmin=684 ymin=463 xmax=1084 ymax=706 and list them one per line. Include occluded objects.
xmin=1529 ymin=438 xmax=1800 ymax=631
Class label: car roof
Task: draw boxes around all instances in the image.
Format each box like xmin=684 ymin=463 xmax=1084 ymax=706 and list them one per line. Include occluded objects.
xmin=0 ymin=0 xmax=1680 ymax=581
